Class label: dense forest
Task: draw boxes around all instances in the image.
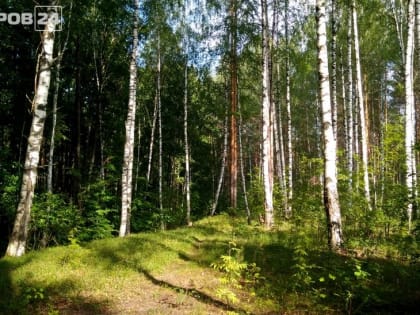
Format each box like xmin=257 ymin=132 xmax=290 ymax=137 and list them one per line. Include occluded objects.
xmin=0 ymin=0 xmax=419 ymax=311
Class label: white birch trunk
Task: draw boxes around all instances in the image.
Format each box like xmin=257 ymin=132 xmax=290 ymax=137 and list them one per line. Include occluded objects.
xmin=157 ymin=34 xmax=164 ymax=230
xmin=211 ymin=112 xmax=228 ymax=216
xmin=134 ymin=116 xmax=142 ymax=196
xmin=48 ymin=60 xmax=60 ymax=194
xmin=183 ymin=0 xmax=192 ymax=226
xmin=405 ymin=0 xmax=416 ymax=231
xmin=352 ymin=0 xmax=371 ymax=210
xmin=392 ymin=0 xmax=406 ymax=65
xmin=48 ymin=8 xmax=71 ymax=193
xmin=238 ymin=100 xmax=251 ymax=224
xmin=331 ymin=0 xmax=338 ymax=140
xmin=417 ymin=0 xmax=420 ymax=65
xmin=276 ymin=63 xmax=287 ymax=211
xmin=120 ymin=0 xmax=139 ymax=237
xmin=6 ymin=8 xmax=57 ymax=257
xmin=261 ymin=0 xmax=274 ymax=229
xmin=284 ymin=0 xmax=292 ymax=217
xmin=316 ymin=0 xmax=343 ymax=250
xmin=146 ymin=93 xmax=158 ymax=183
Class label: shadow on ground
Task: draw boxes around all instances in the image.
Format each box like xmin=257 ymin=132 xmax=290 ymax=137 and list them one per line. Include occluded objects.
xmin=0 ymin=256 xmax=114 ymax=315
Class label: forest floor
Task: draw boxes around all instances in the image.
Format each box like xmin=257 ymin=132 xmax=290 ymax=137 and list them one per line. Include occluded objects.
xmin=0 ymin=214 xmax=419 ymax=314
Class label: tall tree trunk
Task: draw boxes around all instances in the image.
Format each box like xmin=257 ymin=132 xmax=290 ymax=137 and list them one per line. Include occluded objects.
xmin=211 ymin=109 xmax=229 ymax=216
xmin=120 ymin=0 xmax=139 ymax=237
xmin=134 ymin=115 xmax=142 ymax=196
xmin=352 ymin=0 xmax=371 ymax=210
xmin=392 ymin=0 xmax=406 ymax=65
xmin=276 ymin=62 xmax=287 ymax=210
xmin=157 ymin=33 xmax=164 ymax=230
xmin=416 ymin=0 xmax=420 ymax=211
xmin=261 ymin=0 xmax=274 ymax=229
xmin=417 ymin=0 xmax=420 ymax=61
xmin=74 ymin=36 xmax=82 ymax=202
xmin=405 ymin=0 xmax=417 ymax=232
xmin=238 ymin=100 xmax=251 ymax=224
xmin=285 ymin=0 xmax=293 ymax=218
xmin=48 ymin=58 xmax=61 ymax=194
xmin=346 ymin=10 xmax=354 ymax=192
xmin=316 ymin=0 xmax=343 ymax=250
xmin=229 ymin=0 xmax=238 ymax=209
xmin=184 ymin=0 xmax=192 ymax=226
xmin=146 ymin=93 xmax=158 ymax=183
xmin=331 ymin=0 xmax=338 ymax=139
xmin=48 ymin=3 xmax=72 ymax=193
xmin=273 ymin=0 xmax=287 ymax=212
xmin=6 ymin=7 xmax=57 ymax=257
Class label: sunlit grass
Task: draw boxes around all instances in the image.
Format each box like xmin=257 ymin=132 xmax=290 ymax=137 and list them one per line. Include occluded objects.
xmin=0 ymin=213 xmax=418 ymax=314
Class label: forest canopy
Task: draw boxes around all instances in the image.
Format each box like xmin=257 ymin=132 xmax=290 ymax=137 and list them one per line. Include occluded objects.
xmin=0 ymin=0 xmax=418 ymax=257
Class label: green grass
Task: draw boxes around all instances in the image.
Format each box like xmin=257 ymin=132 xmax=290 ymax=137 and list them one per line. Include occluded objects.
xmin=0 ymin=214 xmax=419 ymax=314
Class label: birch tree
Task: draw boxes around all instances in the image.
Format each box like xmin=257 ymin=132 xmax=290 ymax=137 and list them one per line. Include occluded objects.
xmin=417 ymin=0 xmax=420 ymax=65
xmin=47 ymin=8 xmax=71 ymax=194
xmin=331 ymin=0 xmax=338 ymax=140
xmin=211 ymin=112 xmax=228 ymax=216
xmin=157 ymin=33 xmax=164 ymax=230
xmin=120 ymin=0 xmax=139 ymax=237
xmin=6 ymin=6 xmax=58 ymax=257
xmin=261 ymin=0 xmax=274 ymax=228
xmin=352 ymin=0 xmax=371 ymax=210
xmin=285 ymin=0 xmax=293 ymax=218
xmin=405 ymin=0 xmax=417 ymax=231
xmin=316 ymin=0 xmax=343 ymax=250
xmin=183 ymin=0 xmax=192 ymax=226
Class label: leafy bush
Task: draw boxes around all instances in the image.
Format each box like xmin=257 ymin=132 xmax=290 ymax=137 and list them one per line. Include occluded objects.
xmin=31 ymin=193 xmax=81 ymax=248
xmin=77 ymin=180 xmax=118 ymax=241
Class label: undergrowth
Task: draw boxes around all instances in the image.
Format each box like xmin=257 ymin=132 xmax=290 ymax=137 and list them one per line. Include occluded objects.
xmin=0 ymin=213 xmax=418 ymax=314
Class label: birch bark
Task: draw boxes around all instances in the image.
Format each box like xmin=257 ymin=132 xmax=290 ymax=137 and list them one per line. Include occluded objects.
xmin=6 ymin=7 xmax=57 ymax=256
xmin=352 ymin=0 xmax=371 ymax=210
xmin=183 ymin=0 xmax=192 ymax=226
xmin=405 ymin=0 xmax=416 ymax=231
xmin=285 ymin=0 xmax=293 ymax=218
xmin=316 ymin=0 xmax=343 ymax=250
xmin=120 ymin=0 xmax=139 ymax=237
xmin=211 ymin=111 xmax=228 ymax=216
xmin=261 ymin=0 xmax=274 ymax=228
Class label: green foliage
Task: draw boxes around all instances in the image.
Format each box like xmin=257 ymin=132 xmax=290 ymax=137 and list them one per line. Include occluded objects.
xmin=77 ymin=181 xmax=118 ymax=242
xmin=0 ymin=215 xmax=419 ymax=314
xmin=247 ymin=168 xmax=265 ymax=220
xmin=211 ymin=241 xmax=264 ymax=306
xmin=290 ymin=232 xmax=317 ymax=292
xmin=31 ymin=193 xmax=81 ymax=248
xmin=0 ymin=170 xmax=20 ymax=252
xmin=30 ymin=180 xmax=122 ymax=247
xmin=21 ymin=286 xmax=46 ymax=305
